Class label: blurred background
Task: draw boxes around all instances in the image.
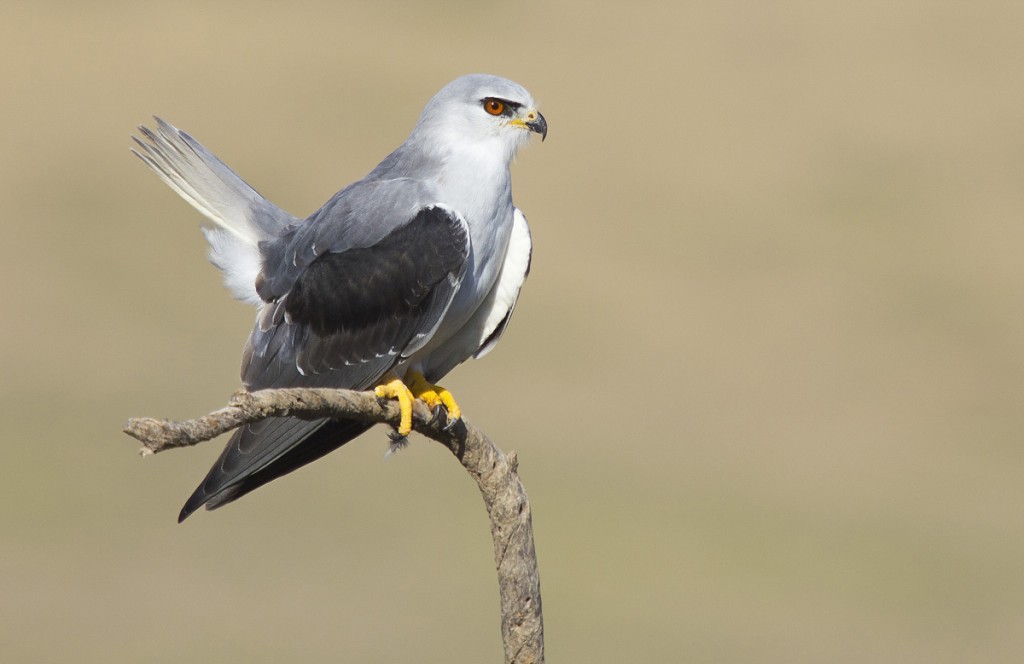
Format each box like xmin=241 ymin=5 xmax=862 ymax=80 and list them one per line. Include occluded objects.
xmin=2 ymin=1 xmax=1022 ymax=661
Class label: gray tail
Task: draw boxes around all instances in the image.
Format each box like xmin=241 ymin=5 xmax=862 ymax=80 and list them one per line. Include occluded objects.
xmin=132 ymin=117 xmax=298 ymax=305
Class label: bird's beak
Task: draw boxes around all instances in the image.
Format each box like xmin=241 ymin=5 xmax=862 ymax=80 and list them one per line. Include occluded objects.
xmin=512 ymin=109 xmax=548 ymax=141
xmin=525 ymin=109 xmax=547 ymax=141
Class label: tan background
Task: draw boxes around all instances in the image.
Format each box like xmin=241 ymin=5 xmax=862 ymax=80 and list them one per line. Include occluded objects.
xmin=2 ymin=2 xmax=1023 ymax=662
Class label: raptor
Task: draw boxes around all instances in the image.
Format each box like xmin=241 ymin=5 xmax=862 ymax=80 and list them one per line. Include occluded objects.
xmin=133 ymin=74 xmax=546 ymax=521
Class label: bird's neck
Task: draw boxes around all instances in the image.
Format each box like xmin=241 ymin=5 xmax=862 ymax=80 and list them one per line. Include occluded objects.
xmin=422 ymin=133 xmax=514 ymax=219
xmin=370 ymin=131 xmax=515 ymax=223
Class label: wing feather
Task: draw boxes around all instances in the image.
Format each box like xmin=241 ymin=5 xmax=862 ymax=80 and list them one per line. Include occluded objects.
xmin=180 ymin=204 xmax=470 ymax=518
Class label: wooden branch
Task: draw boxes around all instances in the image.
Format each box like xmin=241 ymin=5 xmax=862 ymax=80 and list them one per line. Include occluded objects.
xmin=124 ymin=387 xmax=544 ymax=664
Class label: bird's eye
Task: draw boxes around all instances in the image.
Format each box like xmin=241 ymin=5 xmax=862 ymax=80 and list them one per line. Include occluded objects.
xmin=483 ymin=98 xmax=506 ymax=116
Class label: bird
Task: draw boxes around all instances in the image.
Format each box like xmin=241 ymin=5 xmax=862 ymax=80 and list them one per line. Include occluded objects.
xmin=132 ymin=74 xmax=547 ymax=522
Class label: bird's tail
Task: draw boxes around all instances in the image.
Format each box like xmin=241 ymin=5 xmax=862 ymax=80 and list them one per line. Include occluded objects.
xmin=132 ymin=118 xmax=298 ymax=305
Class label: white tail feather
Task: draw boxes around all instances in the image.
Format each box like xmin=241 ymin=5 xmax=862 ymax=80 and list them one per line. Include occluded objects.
xmin=201 ymin=228 xmax=265 ymax=305
xmin=133 ymin=118 xmax=297 ymax=305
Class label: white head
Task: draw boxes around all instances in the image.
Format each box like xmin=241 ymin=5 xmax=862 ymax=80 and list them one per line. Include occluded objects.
xmin=412 ymin=74 xmax=547 ymax=162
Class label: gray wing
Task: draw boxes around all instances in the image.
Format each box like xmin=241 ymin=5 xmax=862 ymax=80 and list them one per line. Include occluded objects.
xmin=245 ymin=202 xmax=471 ymax=388
xmin=178 ymin=417 xmax=371 ymax=521
xmin=178 ymin=201 xmax=470 ymax=520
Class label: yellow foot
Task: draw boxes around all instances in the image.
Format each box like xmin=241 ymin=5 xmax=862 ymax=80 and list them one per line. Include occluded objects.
xmin=374 ymin=375 xmax=415 ymax=438
xmin=406 ymin=371 xmax=462 ymax=428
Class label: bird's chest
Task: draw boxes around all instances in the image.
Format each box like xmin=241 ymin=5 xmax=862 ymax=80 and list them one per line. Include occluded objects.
xmin=432 ymin=163 xmax=514 ymax=324
xmin=439 ymin=160 xmax=512 ymax=267
xmin=450 ymin=203 xmax=514 ymax=324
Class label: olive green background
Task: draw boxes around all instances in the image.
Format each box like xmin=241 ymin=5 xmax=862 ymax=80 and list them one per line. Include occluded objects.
xmin=2 ymin=2 xmax=1022 ymax=661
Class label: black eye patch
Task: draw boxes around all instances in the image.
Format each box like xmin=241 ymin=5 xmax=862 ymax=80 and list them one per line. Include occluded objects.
xmin=481 ymin=97 xmax=521 ymax=117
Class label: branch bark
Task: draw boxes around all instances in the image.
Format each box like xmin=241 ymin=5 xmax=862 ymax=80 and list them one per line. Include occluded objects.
xmin=124 ymin=387 xmax=544 ymax=664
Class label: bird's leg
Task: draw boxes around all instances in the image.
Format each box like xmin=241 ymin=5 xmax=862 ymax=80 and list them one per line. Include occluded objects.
xmin=374 ymin=374 xmax=415 ymax=439
xmin=406 ymin=370 xmax=461 ymax=429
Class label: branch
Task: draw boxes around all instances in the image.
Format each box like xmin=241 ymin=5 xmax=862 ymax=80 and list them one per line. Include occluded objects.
xmin=124 ymin=387 xmax=544 ymax=664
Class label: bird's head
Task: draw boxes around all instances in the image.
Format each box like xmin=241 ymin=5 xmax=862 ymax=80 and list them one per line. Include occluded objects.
xmin=414 ymin=74 xmax=547 ymax=162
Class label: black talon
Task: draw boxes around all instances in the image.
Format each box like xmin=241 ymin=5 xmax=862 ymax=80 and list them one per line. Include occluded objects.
xmin=387 ymin=429 xmax=408 ymax=443
xmin=429 ymin=404 xmax=448 ymax=427
xmin=442 ymin=416 xmax=459 ymax=432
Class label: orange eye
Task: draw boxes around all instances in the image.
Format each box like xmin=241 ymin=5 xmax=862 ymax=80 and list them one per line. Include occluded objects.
xmin=483 ymin=98 xmax=505 ymax=116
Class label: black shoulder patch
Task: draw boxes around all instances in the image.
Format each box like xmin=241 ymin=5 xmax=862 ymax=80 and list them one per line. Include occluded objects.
xmin=284 ymin=207 xmax=468 ymax=339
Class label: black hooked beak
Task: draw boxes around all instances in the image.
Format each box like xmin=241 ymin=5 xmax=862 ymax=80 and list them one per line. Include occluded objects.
xmin=525 ymin=110 xmax=548 ymax=141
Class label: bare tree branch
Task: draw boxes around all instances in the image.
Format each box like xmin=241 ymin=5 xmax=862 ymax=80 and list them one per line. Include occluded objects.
xmin=124 ymin=387 xmax=544 ymax=664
